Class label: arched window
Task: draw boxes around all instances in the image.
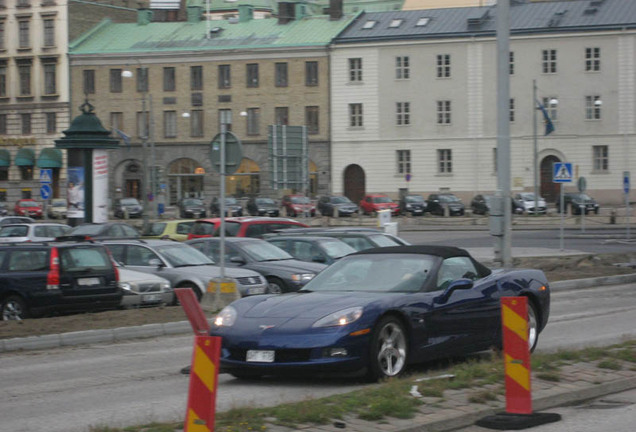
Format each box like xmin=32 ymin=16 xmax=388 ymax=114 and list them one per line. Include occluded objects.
xmin=226 ymin=158 xmax=260 ymax=197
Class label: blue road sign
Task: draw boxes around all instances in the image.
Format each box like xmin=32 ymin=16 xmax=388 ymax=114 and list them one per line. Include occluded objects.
xmin=553 ymin=162 xmax=573 ymax=183
xmin=40 ymin=184 xmax=52 ymax=200
xmin=624 ymin=171 xmax=631 ymax=194
xmin=40 ymin=169 xmax=52 ymax=184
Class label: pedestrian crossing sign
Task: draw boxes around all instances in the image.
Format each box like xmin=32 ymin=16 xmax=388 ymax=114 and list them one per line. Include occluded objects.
xmin=553 ymin=162 xmax=573 ymax=183
xmin=39 ymin=169 xmax=52 ymax=184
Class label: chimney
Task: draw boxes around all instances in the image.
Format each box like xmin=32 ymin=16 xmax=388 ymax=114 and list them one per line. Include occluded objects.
xmin=186 ymin=5 xmax=202 ymax=23
xmin=137 ymin=8 xmax=153 ymax=26
xmin=329 ymin=0 xmax=343 ymax=21
xmin=239 ymin=4 xmax=254 ymax=23
xmin=278 ymin=2 xmax=295 ymax=25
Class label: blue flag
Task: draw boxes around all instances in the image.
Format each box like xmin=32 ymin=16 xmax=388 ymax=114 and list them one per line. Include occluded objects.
xmin=115 ymin=129 xmax=131 ymax=149
xmin=536 ymin=101 xmax=555 ymax=136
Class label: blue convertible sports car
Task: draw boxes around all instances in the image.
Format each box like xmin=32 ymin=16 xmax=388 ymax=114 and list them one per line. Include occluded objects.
xmin=210 ymin=245 xmax=550 ymax=381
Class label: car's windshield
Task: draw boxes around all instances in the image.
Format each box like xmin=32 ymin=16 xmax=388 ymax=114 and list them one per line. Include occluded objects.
xmin=256 ymin=198 xmax=275 ymax=205
xmin=570 ymin=194 xmax=591 ymax=200
xmin=156 ymin=244 xmax=213 ymax=266
xmin=372 ymin=196 xmax=392 ymax=203
xmin=225 ymin=198 xmax=238 ymax=205
xmin=332 ymin=196 xmax=352 ymax=204
xmin=301 ymin=254 xmax=437 ymax=293
xmin=518 ymin=193 xmax=540 ymax=201
xmin=68 ymin=224 xmax=105 ymax=235
xmin=439 ymin=195 xmax=459 ymax=203
xmin=51 ymin=199 xmax=67 ymax=207
xmin=241 ymin=241 xmax=293 ymax=261
xmin=183 ymin=198 xmax=203 ymax=206
xmin=0 ymin=226 xmax=28 ymax=237
xmin=20 ymin=201 xmax=39 ymax=208
xmin=120 ymin=198 xmax=139 ymax=205
xmin=143 ymin=222 xmax=166 ymax=236
xmin=320 ymin=239 xmax=357 ymax=259
xmin=291 ymin=196 xmax=310 ymax=204
xmin=405 ymin=195 xmax=424 ymax=203
xmin=368 ymin=234 xmax=401 ymax=247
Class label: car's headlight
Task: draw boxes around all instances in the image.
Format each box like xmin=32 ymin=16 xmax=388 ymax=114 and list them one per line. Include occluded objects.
xmin=214 ymin=306 xmax=237 ymax=327
xmin=119 ymin=281 xmax=137 ymax=292
xmin=160 ymin=281 xmax=172 ymax=291
xmin=312 ymin=306 xmax=363 ymax=328
xmin=291 ymin=273 xmax=315 ymax=283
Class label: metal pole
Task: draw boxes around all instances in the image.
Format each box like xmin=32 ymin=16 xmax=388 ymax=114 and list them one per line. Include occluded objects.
xmin=560 ymin=183 xmax=564 ymax=251
xmin=149 ymin=94 xmax=156 ymax=221
xmin=141 ymin=92 xmax=150 ymax=229
xmin=220 ymin=122 xmax=226 ymax=279
xmin=627 ymin=189 xmax=631 ymax=241
xmin=495 ymin=0 xmax=512 ymax=267
xmin=533 ymin=80 xmax=539 ymax=217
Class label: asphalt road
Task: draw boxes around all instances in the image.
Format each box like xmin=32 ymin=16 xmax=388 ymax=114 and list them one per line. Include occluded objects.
xmin=1 ymin=282 xmax=635 ymax=432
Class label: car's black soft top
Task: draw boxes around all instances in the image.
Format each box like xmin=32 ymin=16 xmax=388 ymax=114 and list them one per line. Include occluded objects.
xmin=353 ymin=245 xmax=492 ymax=277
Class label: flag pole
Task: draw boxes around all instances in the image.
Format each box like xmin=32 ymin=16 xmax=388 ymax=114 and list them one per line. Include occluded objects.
xmin=533 ymin=80 xmax=539 ymax=217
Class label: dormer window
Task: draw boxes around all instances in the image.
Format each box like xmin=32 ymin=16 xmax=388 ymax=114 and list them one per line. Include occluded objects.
xmin=362 ymin=20 xmax=376 ymax=29
xmin=416 ymin=17 xmax=430 ymax=27
xmin=389 ymin=19 xmax=403 ymax=28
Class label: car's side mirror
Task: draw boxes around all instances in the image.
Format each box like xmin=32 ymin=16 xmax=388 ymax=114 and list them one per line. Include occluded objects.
xmin=435 ymin=278 xmax=474 ymax=304
xmin=312 ymin=255 xmax=327 ymax=263
xmin=148 ymin=258 xmax=164 ymax=267
xmin=229 ymin=256 xmax=246 ymax=265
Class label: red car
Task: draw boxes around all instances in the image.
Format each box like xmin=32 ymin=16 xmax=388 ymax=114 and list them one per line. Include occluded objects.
xmin=14 ymin=199 xmax=43 ymax=219
xmin=281 ymin=195 xmax=316 ymax=217
xmin=359 ymin=194 xmax=400 ymax=216
xmin=188 ymin=217 xmax=308 ymax=240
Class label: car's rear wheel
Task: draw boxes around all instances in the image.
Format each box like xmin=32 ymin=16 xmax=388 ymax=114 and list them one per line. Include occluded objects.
xmin=366 ymin=316 xmax=408 ymax=381
xmin=177 ymin=282 xmax=202 ymax=301
xmin=2 ymin=295 xmax=30 ymax=321
xmin=266 ymin=277 xmax=286 ymax=294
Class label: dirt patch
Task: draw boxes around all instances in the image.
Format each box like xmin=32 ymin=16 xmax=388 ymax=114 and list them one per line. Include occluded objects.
xmin=1 ymin=252 xmax=634 ymax=340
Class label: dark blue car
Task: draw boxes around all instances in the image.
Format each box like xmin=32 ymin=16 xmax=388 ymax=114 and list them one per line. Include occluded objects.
xmin=210 ymin=245 xmax=550 ymax=381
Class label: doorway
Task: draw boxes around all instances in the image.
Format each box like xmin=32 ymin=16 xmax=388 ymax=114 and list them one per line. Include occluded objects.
xmin=540 ymin=155 xmax=561 ymax=203
xmin=344 ymin=164 xmax=365 ymax=204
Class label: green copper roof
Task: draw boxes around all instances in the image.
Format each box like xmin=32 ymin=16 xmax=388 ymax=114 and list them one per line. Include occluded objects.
xmin=187 ymin=0 xmax=278 ymax=11
xmin=70 ymin=14 xmax=356 ymax=53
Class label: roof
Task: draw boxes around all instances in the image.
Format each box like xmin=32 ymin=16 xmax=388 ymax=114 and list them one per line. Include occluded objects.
xmin=334 ymin=0 xmax=636 ymax=43
xmin=70 ymin=13 xmax=357 ymax=54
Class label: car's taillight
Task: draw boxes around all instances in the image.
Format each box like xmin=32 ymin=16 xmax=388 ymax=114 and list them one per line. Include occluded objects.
xmin=47 ymin=247 xmax=60 ymax=290
xmin=105 ymin=248 xmax=119 ymax=282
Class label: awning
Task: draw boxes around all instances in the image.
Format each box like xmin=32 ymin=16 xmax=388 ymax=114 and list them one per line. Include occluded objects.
xmin=0 ymin=149 xmax=10 ymax=167
xmin=15 ymin=148 xmax=35 ymax=166
xmin=37 ymin=148 xmax=63 ymax=168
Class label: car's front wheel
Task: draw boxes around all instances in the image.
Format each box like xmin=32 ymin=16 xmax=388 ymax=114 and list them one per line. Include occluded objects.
xmin=266 ymin=277 xmax=285 ymax=294
xmin=366 ymin=316 xmax=408 ymax=381
xmin=1 ymin=295 xmax=30 ymax=321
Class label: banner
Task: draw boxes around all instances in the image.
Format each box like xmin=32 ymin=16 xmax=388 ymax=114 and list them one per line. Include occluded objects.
xmin=67 ymin=166 xmax=85 ymax=218
xmin=93 ymin=150 xmax=109 ymax=223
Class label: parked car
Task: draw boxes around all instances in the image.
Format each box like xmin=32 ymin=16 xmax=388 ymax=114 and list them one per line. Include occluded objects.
xmin=47 ymin=198 xmax=68 ymax=219
xmin=471 ymin=194 xmax=524 ymax=215
xmin=317 ymin=195 xmax=359 ymax=217
xmin=359 ymin=194 xmax=400 ymax=216
xmin=0 ymin=202 xmax=8 ymax=216
xmin=176 ymin=197 xmax=207 ymax=219
xmin=0 ymin=223 xmax=70 ymax=243
xmin=281 ymin=194 xmax=316 ymax=217
xmin=104 ymin=239 xmax=267 ymax=299
xmin=399 ymin=194 xmax=427 ymax=216
xmin=0 ymin=241 xmax=122 ymax=320
xmin=246 ymin=197 xmax=280 ymax=217
xmin=188 ymin=217 xmax=308 ymax=240
xmin=210 ymin=197 xmax=243 ymax=217
xmin=186 ymin=237 xmax=327 ymax=294
xmin=58 ymin=222 xmax=140 ymax=240
xmin=113 ymin=197 xmax=143 ymax=219
xmin=514 ymin=192 xmax=547 ymax=215
xmin=266 ymin=227 xmax=408 ymax=251
xmin=265 ymin=235 xmax=357 ymax=265
xmin=210 ymin=245 xmax=550 ymax=380
xmin=0 ymin=216 xmax=35 ymax=226
xmin=557 ymin=193 xmax=600 ymax=215
xmin=14 ymin=199 xmax=43 ymax=219
xmin=141 ymin=220 xmax=194 ymax=242
xmin=426 ymin=193 xmax=465 ymax=216
xmin=118 ymin=265 xmax=173 ymax=308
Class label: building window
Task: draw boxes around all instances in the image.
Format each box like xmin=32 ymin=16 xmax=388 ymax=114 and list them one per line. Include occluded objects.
xmin=542 ymin=97 xmax=558 ymax=121
xmin=137 ymin=67 xmax=148 ymax=93
xmin=218 ymin=65 xmax=231 ymax=89
xmin=246 ymin=108 xmax=259 ymax=135
xmin=219 ymin=109 xmax=232 ymax=131
xmin=18 ymin=20 xmax=30 ymax=49
xmin=43 ymin=63 xmax=56 ymax=95
xmin=509 ymin=52 xmax=514 ymax=75
xmin=18 ymin=62 xmax=31 ymax=96
xmin=0 ymin=65 xmax=6 ymax=97
xmin=21 ymin=113 xmax=31 ymax=135
xmin=164 ymin=111 xmax=177 ymax=138
xmin=0 ymin=114 xmax=6 ymax=134
xmin=83 ymin=69 xmax=95 ymax=94
xmin=305 ymin=61 xmax=318 ymax=86
xmin=0 ymin=21 xmax=4 ymax=50
xmin=163 ymin=67 xmax=175 ymax=92
xmin=396 ymin=56 xmax=409 ymax=79
xmin=110 ymin=112 xmax=123 ymax=132
xmin=46 ymin=112 xmax=56 ymax=134
xmin=275 ymin=107 xmax=288 ymax=126
xmin=43 ymin=19 xmax=55 ymax=46
xmin=438 ymin=149 xmax=452 ymax=173
xmin=348 ymin=58 xmax=362 ymax=82
xmin=585 ymin=47 xmax=600 ymax=72
xmin=275 ymin=62 xmax=288 ymax=87
xmin=190 ymin=110 xmax=203 ymax=137
xmin=397 ymin=102 xmax=410 ymax=125
xmin=437 ymin=100 xmax=451 ymax=124
xmin=593 ymin=145 xmax=608 ymax=172
xmin=585 ymin=95 xmax=602 ymax=120
xmin=20 ymin=167 xmax=33 ymax=181
xmin=190 ymin=66 xmax=203 ymax=91
xmin=110 ymin=69 xmax=122 ymax=93
xmin=509 ymin=98 xmax=515 ymax=122
xmin=493 ymin=148 xmax=498 ymax=173
xmin=437 ymin=54 xmax=450 ymax=78
xmin=305 ymin=106 xmax=319 ymax=134
xmin=246 ymin=63 xmax=259 ymax=88
xmin=136 ymin=111 xmax=149 ymax=138
xmin=397 ymin=150 xmax=411 ymax=174
xmin=349 ymin=103 xmax=363 ymax=127
xmin=542 ymin=49 xmax=557 ymax=73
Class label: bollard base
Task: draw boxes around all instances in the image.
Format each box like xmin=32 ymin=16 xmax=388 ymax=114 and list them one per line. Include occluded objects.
xmin=476 ymin=412 xmax=561 ymax=430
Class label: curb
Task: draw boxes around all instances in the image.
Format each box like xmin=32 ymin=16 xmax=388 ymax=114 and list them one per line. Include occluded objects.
xmin=1 ymin=274 xmax=635 ymax=354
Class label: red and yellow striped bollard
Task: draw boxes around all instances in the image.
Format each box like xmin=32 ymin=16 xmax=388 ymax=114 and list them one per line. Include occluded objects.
xmin=501 ymin=296 xmax=532 ymax=414
xmin=184 ymin=335 xmax=222 ymax=432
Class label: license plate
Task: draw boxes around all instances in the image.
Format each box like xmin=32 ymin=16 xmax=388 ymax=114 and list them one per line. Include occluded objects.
xmin=142 ymin=294 xmax=162 ymax=303
xmin=78 ymin=277 xmax=100 ymax=286
xmin=246 ymin=350 xmax=275 ymax=363
xmin=248 ymin=286 xmax=266 ymax=295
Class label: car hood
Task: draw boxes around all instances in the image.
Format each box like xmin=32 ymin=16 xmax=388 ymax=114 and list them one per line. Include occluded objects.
xmin=181 ymin=264 xmax=262 ymax=279
xmin=249 ymin=259 xmax=326 ymax=274
xmin=335 ymin=203 xmax=358 ymax=209
xmin=256 ymin=203 xmax=278 ymax=209
xmin=119 ymin=267 xmax=167 ymax=283
xmin=184 ymin=206 xmax=206 ymax=211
